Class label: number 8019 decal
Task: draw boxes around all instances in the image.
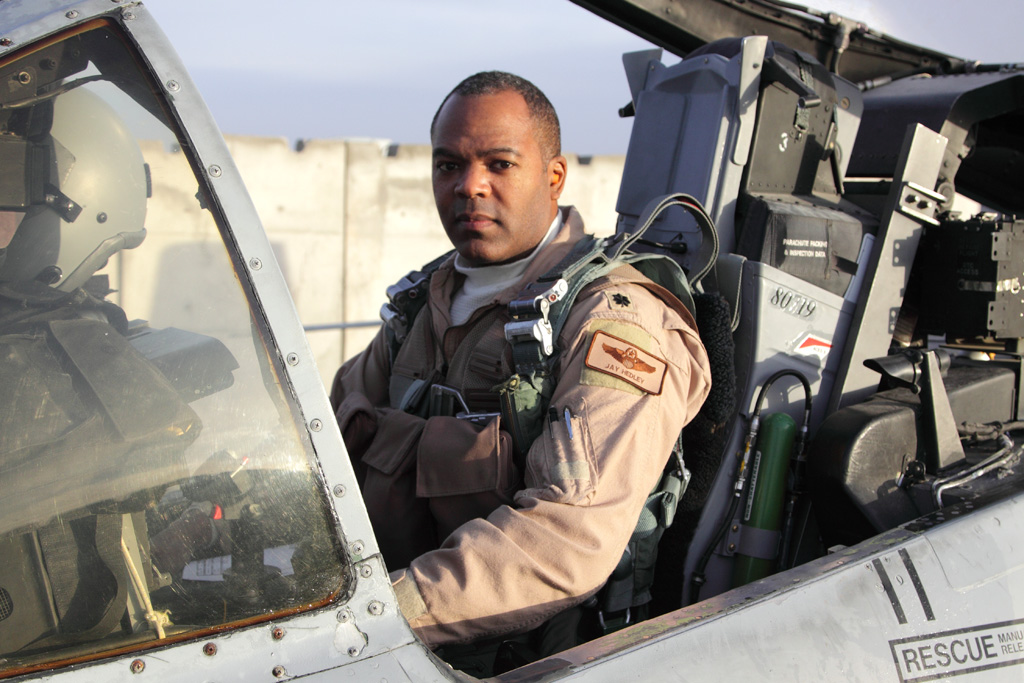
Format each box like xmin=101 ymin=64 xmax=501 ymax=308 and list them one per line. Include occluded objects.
xmin=770 ymin=287 xmax=817 ymax=318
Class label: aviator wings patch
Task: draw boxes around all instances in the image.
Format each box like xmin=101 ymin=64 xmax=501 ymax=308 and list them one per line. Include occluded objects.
xmin=602 ymin=342 xmax=658 ymax=373
xmin=584 ymin=330 xmax=667 ymax=395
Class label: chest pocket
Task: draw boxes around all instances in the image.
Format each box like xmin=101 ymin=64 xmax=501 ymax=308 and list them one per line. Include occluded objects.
xmin=415 ymin=416 xmax=518 ymax=541
xmin=443 ymin=308 xmax=510 ymax=414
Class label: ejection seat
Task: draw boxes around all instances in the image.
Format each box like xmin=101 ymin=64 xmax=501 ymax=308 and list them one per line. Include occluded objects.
xmin=613 ymin=35 xmax=871 ymax=609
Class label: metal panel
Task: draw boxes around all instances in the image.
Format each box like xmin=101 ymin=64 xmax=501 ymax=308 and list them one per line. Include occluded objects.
xmin=615 ymin=37 xmax=766 ymax=259
xmin=37 ymin=554 xmax=454 ymax=682
xmin=828 ymin=124 xmax=948 ymax=412
xmin=682 ymin=260 xmax=854 ymax=603
xmin=502 ymin=486 xmax=1024 ymax=682
xmin=568 ymin=0 xmax=957 ymax=82
xmin=850 ymin=71 xmax=1024 ymax=178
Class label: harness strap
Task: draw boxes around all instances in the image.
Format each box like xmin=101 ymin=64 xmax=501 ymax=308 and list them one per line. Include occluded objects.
xmin=503 ymin=193 xmax=714 ymax=378
xmin=380 ymin=250 xmax=453 ymax=364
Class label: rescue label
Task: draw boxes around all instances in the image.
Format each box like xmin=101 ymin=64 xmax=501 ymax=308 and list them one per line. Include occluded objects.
xmin=584 ymin=330 xmax=666 ymax=395
xmin=890 ymin=618 xmax=1024 ymax=682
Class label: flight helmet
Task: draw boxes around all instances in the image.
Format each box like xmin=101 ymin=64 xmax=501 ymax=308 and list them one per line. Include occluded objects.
xmin=0 ymin=86 xmax=148 ymax=289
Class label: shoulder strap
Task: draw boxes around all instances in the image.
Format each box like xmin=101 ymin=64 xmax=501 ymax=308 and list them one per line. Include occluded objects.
xmin=379 ymin=250 xmax=453 ymax=364
xmin=504 ymin=193 xmax=716 ymax=376
xmin=496 ymin=194 xmax=718 ymax=462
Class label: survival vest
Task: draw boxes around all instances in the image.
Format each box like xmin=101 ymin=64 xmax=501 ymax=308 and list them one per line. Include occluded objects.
xmin=380 ymin=193 xmax=718 ymax=630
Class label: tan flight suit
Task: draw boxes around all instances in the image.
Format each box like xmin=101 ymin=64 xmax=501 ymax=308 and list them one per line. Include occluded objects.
xmin=331 ymin=206 xmax=711 ymax=648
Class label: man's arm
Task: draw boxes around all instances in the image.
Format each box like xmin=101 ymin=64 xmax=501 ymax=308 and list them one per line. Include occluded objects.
xmin=392 ymin=282 xmax=711 ymax=647
xmin=330 ymin=327 xmax=394 ymax=465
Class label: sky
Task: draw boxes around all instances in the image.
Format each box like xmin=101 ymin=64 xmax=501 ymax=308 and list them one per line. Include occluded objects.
xmin=143 ymin=0 xmax=1023 ymax=156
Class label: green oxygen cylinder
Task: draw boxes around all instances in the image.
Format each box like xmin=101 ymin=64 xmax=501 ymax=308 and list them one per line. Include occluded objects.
xmin=732 ymin=411 xmax=796 ymax=587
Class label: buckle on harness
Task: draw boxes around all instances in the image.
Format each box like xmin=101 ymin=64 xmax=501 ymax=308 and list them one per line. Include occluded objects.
xmin=429 ymin=384 xmax=500 ymax=425
xmin=597 ymin=607 xmax=632 ymax=635
xmin=380 ymin=270 xmax=431 ymax=345
xmin=504 ymin=279 xmax=568 ymax=357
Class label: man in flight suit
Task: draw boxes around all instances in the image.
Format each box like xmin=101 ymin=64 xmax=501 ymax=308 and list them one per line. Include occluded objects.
xmin=330 ymin=72 xmax=711 ymax=668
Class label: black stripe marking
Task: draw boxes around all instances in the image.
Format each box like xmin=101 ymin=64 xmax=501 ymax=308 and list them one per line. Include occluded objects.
xmin=873 ymin=558 xmax=907 ymax=625
xmin=899 ymin=548 xmax=935 ymax=621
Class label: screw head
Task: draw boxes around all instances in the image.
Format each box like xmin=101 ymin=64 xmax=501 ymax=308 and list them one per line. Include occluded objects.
xmin=333 ymin=484 xmax=346 ymax=497
xmin=272 ymin=665 xmax=286 ymax=678
xmin=310 ymin=418 xmax=323 ymax=432
xmin=272 ymin=626 xmax=285 ymax=640
xmin=347 ymin=646 xmax=360 ymax=657
xmin=66 ymin=10 xmax=79 ymax=18
xmin=0 ymin=39 xmax=13 ymax=47
xmin=359 ymin=564 xmax=372 ymax=578
xmin=166 ymin=80 xmax=180 ymax=92
xmin=208 ymin=164 xmax=222 ymax=178
xmin=350 ymin=541 xmax=364 ymax=555
xmin=286 ymin=352 xmax=299 ymax=366
xmin=368 ymin=600 xmax=384 ymax=616
xmin=130 ymin=659 xmax=145 ymax=674
xmin=122 ymin=9 xmax=135 ymax=20
xmin=249 ymin=257 xmax=262 ymax=271
xmin=337 ymin=610 xmax=350 ymax=623
xmin=203 ymin=642 xmax=217 ymax=656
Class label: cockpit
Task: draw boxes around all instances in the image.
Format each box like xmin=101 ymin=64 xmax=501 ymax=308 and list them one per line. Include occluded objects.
xmin=0 ymin=21 xmax=350 ymax=676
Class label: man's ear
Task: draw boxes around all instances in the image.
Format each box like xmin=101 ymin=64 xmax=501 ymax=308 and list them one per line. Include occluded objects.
xmin=548 ymin=155 xmax=568 ymax=200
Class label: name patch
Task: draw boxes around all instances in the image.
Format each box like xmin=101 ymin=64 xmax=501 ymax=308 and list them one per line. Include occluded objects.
xmin=584 ymin=330 xmax=666 ymax=395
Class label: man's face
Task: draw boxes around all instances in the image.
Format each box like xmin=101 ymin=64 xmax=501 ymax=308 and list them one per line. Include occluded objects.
xmin=431 ymin=91 xmax=567 ymax=266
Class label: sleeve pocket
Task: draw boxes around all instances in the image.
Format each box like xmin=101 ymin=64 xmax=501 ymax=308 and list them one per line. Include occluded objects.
xmin=521 ymin=399 xmax=596 ymax=505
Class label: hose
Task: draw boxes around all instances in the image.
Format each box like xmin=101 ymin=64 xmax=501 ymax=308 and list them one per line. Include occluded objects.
xmin=689 ymin=369 xmax=812 ymax=602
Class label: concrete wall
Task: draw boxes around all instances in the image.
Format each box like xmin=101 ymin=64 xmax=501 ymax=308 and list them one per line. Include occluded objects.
xmin=141 ymin=136 xmax=626 ymax=387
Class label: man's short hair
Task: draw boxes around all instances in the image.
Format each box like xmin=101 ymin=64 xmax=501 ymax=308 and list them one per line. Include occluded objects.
xmin=430 ymin=71 xmax=561 ymax=161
